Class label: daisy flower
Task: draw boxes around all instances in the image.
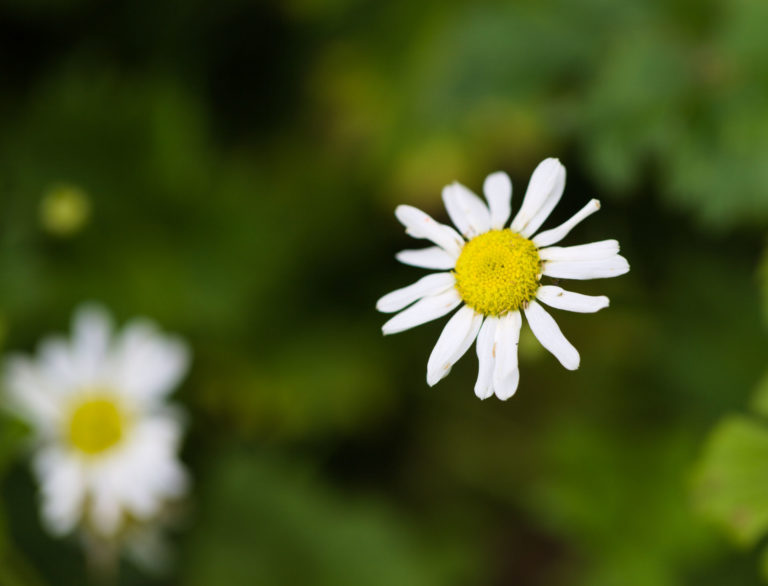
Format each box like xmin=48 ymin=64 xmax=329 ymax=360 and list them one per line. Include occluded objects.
xmin=377 ymin=158 xmax=629 ymax=400
xmin=3 ymin=304 xmax=190 ymax=540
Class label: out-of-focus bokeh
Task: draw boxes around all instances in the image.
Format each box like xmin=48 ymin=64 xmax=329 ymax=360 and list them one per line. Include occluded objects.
xmin=0 ymin=0 xmax=766 ymax=584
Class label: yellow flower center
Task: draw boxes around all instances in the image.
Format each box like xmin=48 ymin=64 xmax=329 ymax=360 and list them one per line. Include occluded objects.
xmin=68 ymin=396 xmax=125 ymax=455
xmin=454 ymin=229 xmax=541 ymax=316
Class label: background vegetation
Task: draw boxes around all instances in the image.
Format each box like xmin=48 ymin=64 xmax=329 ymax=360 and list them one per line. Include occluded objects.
xmin=0 ymin=0 xmax=766 ymax=584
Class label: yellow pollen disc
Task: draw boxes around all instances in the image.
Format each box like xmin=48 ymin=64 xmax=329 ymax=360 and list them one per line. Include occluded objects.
xmin=454 ymin=229 xmax=541 ymax=316
xmin=68 ymin=396 xmax=125 ymax=455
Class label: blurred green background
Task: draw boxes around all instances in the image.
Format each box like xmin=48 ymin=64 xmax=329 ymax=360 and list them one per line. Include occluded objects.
xmin=0 ymin=0 xmax=767 ymax=584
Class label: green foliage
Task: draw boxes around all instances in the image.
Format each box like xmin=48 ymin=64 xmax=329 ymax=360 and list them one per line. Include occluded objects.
xmin=315 ymin=0 xmax=768 ymax=227
xmin=0 ymin=0 xmax=766 ymax=585
xmin=534 ymin=421 xmax=714 ymax=586
xmin=693 ymin=371 xmax=768 ymax=584
xmin=0 ymin=418 xmax=43 ymax=586
xmin=751 ymin=372 xmax=768 ymax=419
xmin=183 ymin=450 xmax=476 ymax=586
xmin=195 ymin=325 xmax=396 ymax=439
xmin=693 ymin=416 xmax=768 ymax=546
xmin=692 ymin=240 xmax=768 ymax=581
xmin=760 ymin=242 xmax=768 ymax=325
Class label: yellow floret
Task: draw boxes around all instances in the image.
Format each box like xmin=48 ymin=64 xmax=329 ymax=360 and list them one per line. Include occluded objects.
xmin=454 ymin=229 xmax=541 ymax=316
xmin=68 ymin=396 xmax=124 ymax=455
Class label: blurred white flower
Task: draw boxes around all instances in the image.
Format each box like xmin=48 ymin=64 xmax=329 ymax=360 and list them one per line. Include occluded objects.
xmin=377 ymin=158 xmax=629 ymax=400
xmin=3 ymin=305 xmax=190 ymax=540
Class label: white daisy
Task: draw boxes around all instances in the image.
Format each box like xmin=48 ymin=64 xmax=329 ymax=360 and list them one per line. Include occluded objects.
xmin=3 ymin=304 xmax=190 ymax=539
xmin=377 ymin=158 xmax=630 ymax=400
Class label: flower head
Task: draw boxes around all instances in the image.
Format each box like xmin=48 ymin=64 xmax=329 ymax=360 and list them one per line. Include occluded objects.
xmin=377 ymin=158 xmax=629 ymax=400
xmin=3 ymin=305 xmax=190 ymax=539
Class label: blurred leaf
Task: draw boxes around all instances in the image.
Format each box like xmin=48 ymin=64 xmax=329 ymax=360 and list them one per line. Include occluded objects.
xmin=0 ymin=416 xmax=29 ymax=480
xmin=692 ymin=416 xmax=768 ymax=546
xmin=197 ymin=324 xmax=395 ymax=439
xmin=0 ymin=417 xmax=44 ymax=586
xmin=183 ymin=449 xmax=475 ymax=586
xmin=760 ymin=241 xmax=768 ymax=326
xmin=751 ymin=371 xmax=768 ymax=419
xmin=533 ymin=420 xmax=715 ymax=586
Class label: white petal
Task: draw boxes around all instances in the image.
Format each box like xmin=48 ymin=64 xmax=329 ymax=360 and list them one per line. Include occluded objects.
xmin=539 ymin=239 xmax=620 ymax=262
xmin=494 ymin=370 xmax=520 ymax=400
xmin=532 ymin=199 xmax=600 ymax=248
xmin=395 ymin=205 xmax=464 ymax=258
xmin=71 ymin=304 xmax=113 ymax=384
xmin=112 ymin=461 xmax=160 ymax=519
xmin=376 ymin=273 xmax=455 ymax=313
xmin=121 ymin=416 xmax=188 ymax=499
xmin=38 ymin=337 xmax=80 ymax=391
xmin=426 ymin=306 xmax=483 ymax=386
xmin=542 ymin=255 xmax=630 ymax=280
xmin=93 ymin=415 xmax=188 ymax=527
xmin=34 ymin=449 xmax=85 ymax=536
xmin=510 ymin=158 xmax=565 ymax=236
xmin=442 ymin=182 xmax=491 ymax=238
xmin=3 ymin=356 xmax=61 ymax=427
xmin=72 ymin=303 xmax=112 ymax=349
xmin=521 ymin=163 xmax=566 ymax=237
xmin=474 ymin=318 xmax=497 ymax=399
xmin=536 ymin=285 xmax=609 ymax=313
xmin=395 ymin=247 xmax=456 ymax=270
xmin=90 ymin=470 xmax=124 ymax=537
xmin=148 ymin=457 xmax=189 ymax=499
xmin=113 ymin=321 xmax=191 ymax=403
xmin=492 ymin=311 xmax=522 ymax=400
xmin=106 ymin=424 xmax=187 ymax=521
xmin=381 ymin=289 xmax=462 ymax=335
xmin=524 ymin=300 xmax=579 ymax=370
xmin=483 ymin=172 xmax=512 ymax=229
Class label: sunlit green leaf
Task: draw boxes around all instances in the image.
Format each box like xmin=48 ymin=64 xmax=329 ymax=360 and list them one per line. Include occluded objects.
xmin=692 ymin=416 xmax=768 ymax=546
xmin=751 ymin=372 xmax=768 ymax=420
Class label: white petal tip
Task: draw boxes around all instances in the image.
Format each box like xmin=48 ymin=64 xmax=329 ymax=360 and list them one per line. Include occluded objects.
xmin=394 ymin=251 xmax=414 ymax=265
xmin=484 ymin=171 xmax=511 ymax=191
xmin=565 ymin=359 xmax=580 ymax=371
xmin=494 ymin=383 xmax=518 ymax=400
xmin=474 ymin=387 xmax=493 ymax=400
xmin=591 ymin=199 xmax=601 ymax=209
xmin=427 ymin=366 xmax=451 ymax=387
xmin=492 ymin=375 xmax=521 ymax=401
xmin=588 ymin=299 xmax=611 ymax=313
xmin=441 ymin=182 xmax=458 ymax=198
xmin=615 ymin=258 xmax=631 ymax=275
xmin=394 ymin=205 xmax=416 ymax=226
